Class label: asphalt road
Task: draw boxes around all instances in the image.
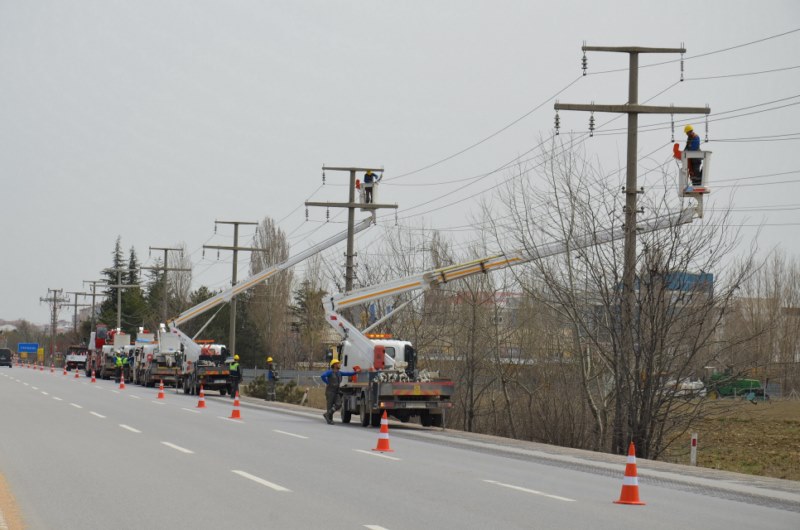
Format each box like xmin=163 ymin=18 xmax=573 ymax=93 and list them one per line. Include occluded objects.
xmin=1 ymin=366 xmax=798 ymax=529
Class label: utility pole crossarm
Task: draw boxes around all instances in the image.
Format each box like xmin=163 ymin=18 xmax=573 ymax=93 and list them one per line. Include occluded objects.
xmin=583 ymin=45 xmax=685 ymax=54
xmin=304 ymin=201 xmax=397 ymax=210
xmin=554 ymin=103 xmax=709 ymax=115
xmin=201 ymin=245 xmax=273 ymax=252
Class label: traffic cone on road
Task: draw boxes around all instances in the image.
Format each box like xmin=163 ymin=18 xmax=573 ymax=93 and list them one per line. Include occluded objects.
xmin=614 ymin=442 xmax=645 ymax=505
xmin=157 ymin=380 xmax=165 ymax=400
xmin=196 ymin=385 xmax=206 ymax=408
xmin=119 ymin=373 xmax=126 ymax=390
xmin=74 ymin=369 xmax=80 ymax=379
xmin=50 ymin=363 xmax=54 ymax=374
xmin=91 ymin=370 xmax=96 ymax=383
xmin=63 ymin=366 xmax=67 ymax=376
xmin=229 ymin=391 xmax=241 ymax=419
xmin=40 ymin=363 xmax=44 ymax=372
xmin=372 ymin=411 xmax=394 ymax=453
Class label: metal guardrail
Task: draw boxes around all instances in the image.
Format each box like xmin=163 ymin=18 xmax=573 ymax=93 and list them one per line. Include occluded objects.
xmin=242 ymin=368 xmax=324 ymax=387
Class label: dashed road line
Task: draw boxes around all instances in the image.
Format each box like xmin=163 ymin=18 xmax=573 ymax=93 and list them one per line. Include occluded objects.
xmin=232 ymin=470 xmax=290 ymax=492
xmin=218 ymin=416 xmax=244 ymax=423
xmin=52 ymin=397 xmax=63 ymax=401
xmin=70 ymin=403 xmax=83 ymax=409
xmin=273 ymin=430 xmax=308 ymax=439
xmin=354 ymin=449 xmax=401 ymax=461
xmin=161 ymin=442 xmax=194 ymax=454
xmin=181 ymin=408 xmax=200 ymax=414
xmin=31 ymin=386 xmax=38 ymax=390
xmin=90 ymin=412 xmax=106 ymax=419
xmin=483 ymin=479 xmax=575 ymax=502
xmin=364 ymin=526 xmax=391 ymax=530
xmin=119 ymin=424 xmax=141 ymax=433
xmin=151 ymin=400 xmax=165 ymax=405
xmin=41 ymin=391 xmax=49 ymax=396
xmin=129 ymin=395 xmax=141 ymax=399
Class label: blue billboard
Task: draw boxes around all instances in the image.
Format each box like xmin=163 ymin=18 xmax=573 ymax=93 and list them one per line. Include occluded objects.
xmin=17 ymin=343 xmax=38 ymax=353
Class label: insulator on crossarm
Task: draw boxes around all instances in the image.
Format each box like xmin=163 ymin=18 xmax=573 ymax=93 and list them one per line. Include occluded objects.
xmin=670 ymin=108 xmax=675 ymax=142
xmin=216 ymin=250 xmax=220 ymax=260
xmin=305 ymin=207 xmax=309 ymax=221
xmin=554 ymin=107 xmax=561 ymax=136
xmin=326 ymin=207 xmax=330 ymax=222
xmin=581 ymin=41 xmax=588 ymax=75
xmin=680 ymin=43 xmax=685 ymax=82
xmin=704 ymin=108 xmax=709 ymax=142
xmin=589 ymin=109 xmax=595 ymax=138
xmin=322 ymin=168 xmax=326 ymax=185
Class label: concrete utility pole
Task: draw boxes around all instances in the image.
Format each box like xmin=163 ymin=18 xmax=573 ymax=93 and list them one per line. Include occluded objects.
xmin=204 ymin=221 xmax=269 ymax=356
xmin=142 ymin=246 xmax=191 ymax=324
xmin=555 ymin=44 xmax=710 ymax=455
xmin=39 ymin=288 xmax=69 ymax=362
xmin=305 ymin=166 xmax=397 ymax=295
xmin=82 ymin=280 xmax=109 ymax=332
xmin=103 ymin=268 xmax=141 ymax=331
xmin=65 ymin=291 xmax=91 ymax=338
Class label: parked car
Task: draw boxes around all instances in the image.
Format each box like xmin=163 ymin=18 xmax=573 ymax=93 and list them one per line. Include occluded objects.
xmin=0 ymin=348 xmax=12 ymax=368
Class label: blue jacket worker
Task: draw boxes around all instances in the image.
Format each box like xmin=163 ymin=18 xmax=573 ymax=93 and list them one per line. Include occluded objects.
xmin=321 ymin=359 xmax=357 ymax=424
xmin=684 ymin=124 xmax=703 ymax=185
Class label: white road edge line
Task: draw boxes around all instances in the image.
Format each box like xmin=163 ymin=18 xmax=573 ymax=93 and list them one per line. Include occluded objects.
xmin=231 ymin=470 xmax=291 ymax=492
xmin=353 ymin=449 xmax=401 ymax=461
xmin=273 ymin=430 xmax=308 ymax=439
xmin=483 ymin=479 xmax=576 ymax=502
xmin=119 ymin=424 xmax=141 ymax=433
xmin=181 ymin=408 xmax=200 ymax=414
xmin=90 ymin=412 xmax=106 ymax=418
xmin=161 ymin=442 xmax=194 ymax=454
xmin=70 ymin=403 xmax=83 ymax=409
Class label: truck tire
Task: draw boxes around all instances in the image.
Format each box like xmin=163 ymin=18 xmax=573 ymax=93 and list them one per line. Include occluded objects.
xmin=359 ymin=397 xmax=370 ymax=427
xmin=341 ymin=400 xmax=352 ymax=424
xmin=430 ymin=414 xmax=443 ymax=428
xmin=219 ymin=388 xmax=227 ymax=396
xmin=420 ymin=412 xmax=433 ymax=427
xmin=370 ymin=412 xmax=381 ymax=427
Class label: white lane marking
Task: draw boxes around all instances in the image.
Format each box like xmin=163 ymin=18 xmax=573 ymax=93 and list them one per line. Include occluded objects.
xmin=41 ymin=391 xmax=49 ymax=396
xmin=181 ymin=408 xmax=200 ymax=414
xmin=161 ymin=442 xmax=194 ymax=454
xmin=483 ymin=480 xmax=576 ymax=502
xmin=70 ymin=403 xmax=83 ymax=409
xmin=273 ymin=430 xmax=308 ymax=439
xmin=218 ymin=416 xmax=245 ymax=423
xmin=90 ymin=412 xmax=106 ymax=419
xmin=129 ymin=395 xmax=141 ymax=399
xmin=23 ymin=383 xmax=29 ymax=386
xmin=94 ymin=386 xmax=103 ymax=390
xmin=151 ymin=400 xmax=165 ymax=405
xmin=32 ymin=386 xmax=38 ymax=390
xmin=231 ymin=470 xmax=291 ymax=492
xmin=53 ymin=397 xmax=63 ymax=401
xmin=111 ymin=390 xmax=120 ymax=394
xmin=119 ymin=424 xmax=141 ymax=433
xmin=364 ymin=526 xmax=391 ymax=530
xmin=353 ymin=449 xmax=401 ymax=461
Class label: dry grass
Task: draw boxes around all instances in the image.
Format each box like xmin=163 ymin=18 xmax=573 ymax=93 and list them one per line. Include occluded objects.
xmin=662 ymin=399 xmax=800 ymax=480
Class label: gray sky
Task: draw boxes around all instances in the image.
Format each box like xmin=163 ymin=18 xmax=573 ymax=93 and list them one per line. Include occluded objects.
xmin=2 ymin=0 xmax=799 ymax=325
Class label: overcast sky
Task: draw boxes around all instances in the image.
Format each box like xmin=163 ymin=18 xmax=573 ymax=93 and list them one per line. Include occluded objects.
xmin=2 ymin=1 xmax=799 ymax=325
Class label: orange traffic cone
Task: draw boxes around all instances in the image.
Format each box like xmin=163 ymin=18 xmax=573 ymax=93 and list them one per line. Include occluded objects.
xmin=63 ymin=366 xmax=67 ymax=376
xmin=614 ymin=442 xmax=645 ymax=505
xmin=196 ymin=385 xmax=206 ymax=408
xmin=74 ymin=369 xmax=80 ymax=379
xmin=229 ymin=391 xmax=241 ymax=419
xmin=372 ymin=411 xmax=394 ymax=453
xmin=119 ymin=373 xmax=126 ymax=390
xmin=91 ymin=370 xmax=96 ymax=383
xmin=50 ymin=363 xmax=54 ymax=374
xmin=40 ymin=363 xmax=44 ymax=372
xmin=157 ymin=380 xmax=165 ymax=400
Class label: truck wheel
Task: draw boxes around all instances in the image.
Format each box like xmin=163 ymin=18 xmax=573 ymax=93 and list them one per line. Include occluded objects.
xmin=370 ymin=412 xmax=381 ymax=427
xmin=420 ymin=412 xmax=433 ymax=427
xmin=430 ymin=414 xmax=443 ymax=428
xmin=359 ymin=398 xmax=370 ymax=427
xmin=341 ymin=401 xmax=352 ymax=424
xmin=220 ymin=388 xmax=227 ymax=396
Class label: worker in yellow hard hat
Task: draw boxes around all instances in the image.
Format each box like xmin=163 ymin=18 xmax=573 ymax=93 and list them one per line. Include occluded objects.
xmin=265 ymin=356 xmax=277 ymax=401
xmin=320 ymin=358 xmax=358 ymax=424
xmin=684 ymin=124 xmax=703 ymax=185
xmin=229 ymin=354 xmax=241 ymax=399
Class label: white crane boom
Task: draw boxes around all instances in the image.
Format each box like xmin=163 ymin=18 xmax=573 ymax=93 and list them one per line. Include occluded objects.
xmin=168 ymin=216 xmax=374 ymax=359
xmin=326 ymin=208 xmax=695 ymax=371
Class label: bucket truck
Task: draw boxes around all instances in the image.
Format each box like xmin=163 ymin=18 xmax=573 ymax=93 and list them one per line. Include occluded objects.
xmin=326 ymin=208 xmax=696 ymax=427
xmin=166 ymin=217 xmax=375 ymax=395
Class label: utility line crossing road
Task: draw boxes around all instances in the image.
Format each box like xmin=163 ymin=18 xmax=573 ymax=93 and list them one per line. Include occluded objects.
xmin=1 ymin=369 xmax=798 ymax=529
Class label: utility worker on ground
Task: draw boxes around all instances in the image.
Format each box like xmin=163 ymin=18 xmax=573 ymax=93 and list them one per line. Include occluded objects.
xmin=265 ymin=356 xmax=277 ymax=401
xmin=229 ymin=354 xmax=241 ymax=398
xmin=321 ymin=359 xmax=358 ymax=425
xmin=684 ymin=125 xmax=703 ymax=185
xmin=114 ymin=351 xmax=125 ymax=383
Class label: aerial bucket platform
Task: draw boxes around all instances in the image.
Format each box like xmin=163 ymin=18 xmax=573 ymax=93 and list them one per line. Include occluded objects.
xmin=673 ymin=143 xmax=712 ymax=217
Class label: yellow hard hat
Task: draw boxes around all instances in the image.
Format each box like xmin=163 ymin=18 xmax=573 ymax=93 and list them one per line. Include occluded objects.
xmin=330 ymin=358 xmax=341 ymax=367
xmin=267 ymin=357 xmax=273 ymax=362
xmin=233 ymin=354 xmax=239 ymax=361
xmin=684 ymin=124 xmax=694 ymax=134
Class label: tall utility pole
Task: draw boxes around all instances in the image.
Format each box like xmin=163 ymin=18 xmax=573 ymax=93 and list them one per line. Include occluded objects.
xmin=103 ymin=268 xmax=140 ymax=331
xmin=204 ymin=221 xmax=268 ymax=356
xmin=555 ymin=44 xmax=710 ymax=455
xmin=65 ymin=291 xmax=91 ymax=338
xmin=305 ymin=166 xmax=397 ymax=295
xmin=142 ymin=246 xmax=191 ymax=324
xmin=39 ymin=288 xmax=69 ymax=362
xmin=82 ymin=280 xmax=108 ymax=332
